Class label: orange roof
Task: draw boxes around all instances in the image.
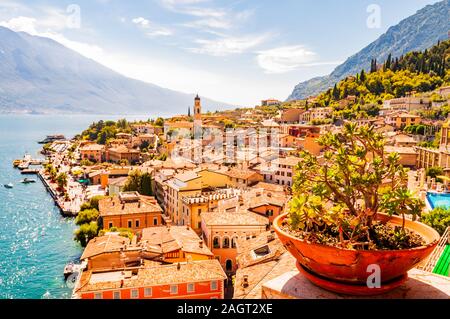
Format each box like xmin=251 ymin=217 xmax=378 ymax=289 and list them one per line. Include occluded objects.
xmin=81 ymin=234 xmax=131 ymax=260
xmin=80 ymin=144 xmax=105 ymax=152
xmin=77 ymin=259 xmax=226 ymax=293
xmin=226 ymin=168 xmax=261 ymax=180
xmin=109 ymin=145 xmax=140 ymax=154
xmin=98 ymin=193 xmax=162 ymax=217
xmin=141 ymin=226 xmax=213 ymax=256
xmin=202 ymin=211 xmax=268 ymax=226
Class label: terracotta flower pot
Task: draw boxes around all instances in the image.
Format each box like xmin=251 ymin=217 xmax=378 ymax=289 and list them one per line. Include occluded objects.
xmin=273 ymin=212 xmax=440 ymax=294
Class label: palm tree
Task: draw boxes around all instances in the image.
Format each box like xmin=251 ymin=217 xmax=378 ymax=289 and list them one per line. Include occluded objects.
xmin=56 ymin=172 xmax=68 ymax=190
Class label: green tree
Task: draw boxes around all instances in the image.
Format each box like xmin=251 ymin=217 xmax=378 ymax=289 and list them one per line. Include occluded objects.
xmin=426 ymin=166 xmax=444 ymax=181
xmin=421 ymin=207 xmax=450 ymax=235
xmin=75 ymin=208 xmax=99 ymax=226
xmin=154 ymin=117 xmax=165 ymax=127
xmin=74 ymin=221 xmax=99 ymax=247
xmin=289 ymin=123 xmax=424 ymax=249
xmin=56 ymin=172 xmax=68 ymax=190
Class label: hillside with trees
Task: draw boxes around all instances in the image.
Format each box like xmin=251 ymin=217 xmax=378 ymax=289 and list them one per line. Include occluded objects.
xmin=312 ymin=40 xmax=450 ymax=119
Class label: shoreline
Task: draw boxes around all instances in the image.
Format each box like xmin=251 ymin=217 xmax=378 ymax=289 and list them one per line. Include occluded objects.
xmin=38 ymin=171 xmax=78 ymax=217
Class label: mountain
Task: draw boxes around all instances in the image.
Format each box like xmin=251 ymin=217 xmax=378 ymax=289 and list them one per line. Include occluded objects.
xmin=0 ymin=26 xmax=233 ymax=115
xmin=288 ymin=0 xmax=450 ymax=101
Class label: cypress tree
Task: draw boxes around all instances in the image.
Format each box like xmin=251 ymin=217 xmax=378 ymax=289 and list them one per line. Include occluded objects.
xmin=360 ymin=69 xmax=366 ymax=82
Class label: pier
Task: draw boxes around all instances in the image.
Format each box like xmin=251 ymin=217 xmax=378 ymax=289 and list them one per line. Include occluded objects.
xmin=13 ymin=155 xmax=46 ymax=170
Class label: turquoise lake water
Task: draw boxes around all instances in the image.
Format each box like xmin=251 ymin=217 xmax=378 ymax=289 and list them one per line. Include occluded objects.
xmin=0 ymin=114 xmax=149 ymax=299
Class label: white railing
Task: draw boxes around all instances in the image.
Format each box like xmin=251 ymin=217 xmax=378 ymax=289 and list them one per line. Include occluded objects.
xmin=417 ymin=226 xmax=450 ymax=273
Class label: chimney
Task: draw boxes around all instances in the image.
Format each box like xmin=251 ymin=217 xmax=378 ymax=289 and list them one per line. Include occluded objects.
xmin=242 ymin=275 xmax=249 ymax=288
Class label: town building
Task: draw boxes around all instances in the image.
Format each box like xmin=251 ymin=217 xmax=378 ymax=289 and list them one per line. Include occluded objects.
xmin=80 ymin=144 xmax=105 ymax=163
xmin=416 ymin=120 xmax=450 ymax=172
xmin=261 ymin=99 xmax=281 ymax=107
xmin=181 ymin=188 xmax=241 ymax=234
xmin=226 ymin=168 xmax=264 ymax=188
xmin=201 ymin=208 xmax=269 ymax=273
xmin=98 ymin=192 xmax=163 ymax=232
xmin=299 ymin=107 xmax=332 ymax=123
xmin=234 ymin=231 xmax=296 ymax=299
xmin=73 ymin=259 xmax=226 ymax=299
xmin=259 ymin=156 xmax=300 ymax=187
xmin=108 ymin=145 xmax=140 ymax=164
xmin=384 ymin=112 xmax=421 ymax=130
xmin=276 ymin=109 xmax=305 ymax=124
xmin=384 ymin=96 xmax=431 ymax=111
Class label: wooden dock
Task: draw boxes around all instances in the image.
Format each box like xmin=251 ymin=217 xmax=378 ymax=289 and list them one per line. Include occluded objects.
xmin=21 ymin=169 xmax=40 ymax=175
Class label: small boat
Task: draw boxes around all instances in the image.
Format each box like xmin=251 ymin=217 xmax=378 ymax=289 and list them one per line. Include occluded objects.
xmin=21 ymin=178 xmax=36 ymax=184
xmin=38 ymin=134 xmax=66 ymax=144
xmin=4 ymin=183 xmax=13 ymax=189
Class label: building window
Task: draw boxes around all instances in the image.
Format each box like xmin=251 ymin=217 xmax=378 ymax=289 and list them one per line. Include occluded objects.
xmin=198 ymin=208 xmax=202 ymax=216
xmin=198 ymin=222 xmax=201 ymax=229
xmin=170 ymin=285 xmax=178 ymax=295
xmin=213 ymin=237 xmax=220 ymax=249
xmin=222 ymin=237 xmax=230 ymax=249
xmin=144 ymin=288 xmax=152 ymax=297
xmin=94 ymin=292 xmax=102 ymax=299
xmin=128 ymin=220 xmax=132 ymax=228
xmin=113 ymin=291 xmax=120 ymax=299
xmin=210 ymin=280 xmax=218 ymax=291
xmin=266 ymin=209 xmax=274 ymax=217
xmin=153 ymin=217 xmax=158 ymax=226
xmin=131 ymin=289 xmax=139 ymax=299
xmin=135 ymin=220 xmax=140 ymax=228
xmin=187 ymin=283 xmax=195 ymax=293
xmin=231 ymin=237 xmax=237 ymax=248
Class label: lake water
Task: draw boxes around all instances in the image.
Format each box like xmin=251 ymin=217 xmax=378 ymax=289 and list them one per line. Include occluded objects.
xmin=0 ymin=114 xmax=150 ymax=299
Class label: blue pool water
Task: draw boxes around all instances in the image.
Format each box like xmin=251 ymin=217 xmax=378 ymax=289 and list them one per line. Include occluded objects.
xmin=0 ymin=114 xmax=149 ymax=299
xmin=426 ymin=192 xmax=450 ymax=210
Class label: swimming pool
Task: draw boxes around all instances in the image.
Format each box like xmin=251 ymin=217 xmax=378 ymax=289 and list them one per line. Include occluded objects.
xmin=426 ymin=192 xmax=450 ymax=210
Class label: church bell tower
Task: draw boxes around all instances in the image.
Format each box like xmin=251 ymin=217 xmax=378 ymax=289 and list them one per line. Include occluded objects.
xmin=194 ymin=94 xmax=201 ymax=121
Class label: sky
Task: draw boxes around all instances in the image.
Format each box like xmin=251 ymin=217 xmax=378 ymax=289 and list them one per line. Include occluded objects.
xmin=0 ymin=0 xmax=442 ymax=106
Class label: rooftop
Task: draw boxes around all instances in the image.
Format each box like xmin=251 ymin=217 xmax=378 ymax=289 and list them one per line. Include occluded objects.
xmin=141 ymin=226 xmax=213 ymax=256
xmin=77 ymin=259 xmax=226 ymax=293
xmin=98 ymin=193 xmax=162 ymax=217
xmin=80 ymin=234 xmax=131 ymax=260
xmin=80 ymin=144 xmax=105 ymax=152
xmin=202 ymin=210 xmax=268 ymax=226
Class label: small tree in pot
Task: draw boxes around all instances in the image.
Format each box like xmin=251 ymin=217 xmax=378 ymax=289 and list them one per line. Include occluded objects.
xmin=287 ymin=123 xmax=424 ymax=250
xmin=275 ymin=123 xmax=440 ymax=295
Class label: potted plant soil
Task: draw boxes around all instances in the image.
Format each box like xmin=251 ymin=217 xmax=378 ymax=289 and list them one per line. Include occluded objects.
xmin=273 ymin=123 xmax=440 ymax=295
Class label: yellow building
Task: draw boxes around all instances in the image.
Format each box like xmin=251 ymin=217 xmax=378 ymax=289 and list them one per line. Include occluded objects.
xmin=165 ymin=169 xmax=231 ymax=225
xmin=416 ymin=120 xmax=450 ymax=172
xmin=181 ymin=189 xmax=241 ymax=234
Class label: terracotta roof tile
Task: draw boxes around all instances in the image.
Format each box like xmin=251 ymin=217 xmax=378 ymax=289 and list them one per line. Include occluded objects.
xmin=77 ymin=259 xmax=226 ymax=293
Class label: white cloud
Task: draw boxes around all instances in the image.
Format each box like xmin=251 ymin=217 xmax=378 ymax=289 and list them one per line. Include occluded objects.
xmin=189 ymin=34 xmax=269 ymax=56
xmin=132 ymin=17 xmax=173 ymax=37
xmin=0 ymin=16 xmax=38 ymax=34
xmin=256 ymin=45 xmax=340 ymax=74
xmin=0 ymin=16 xmax=104 ymax=62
